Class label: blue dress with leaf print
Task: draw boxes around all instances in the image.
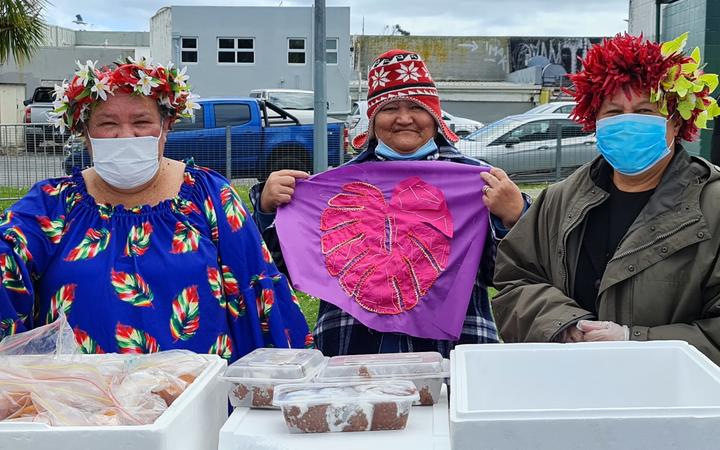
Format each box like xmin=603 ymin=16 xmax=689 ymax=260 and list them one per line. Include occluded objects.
xmin=0 ymin=161 xmax=311 ymax=360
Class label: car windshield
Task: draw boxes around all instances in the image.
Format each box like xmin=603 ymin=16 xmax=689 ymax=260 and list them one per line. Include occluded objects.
xmin=524 ymin=104 xmax=555 ymax=114
xmin=267 ymin=92 xmax=314 ymax=110
xmin=463 ymin=117 xmax=523 ymax=141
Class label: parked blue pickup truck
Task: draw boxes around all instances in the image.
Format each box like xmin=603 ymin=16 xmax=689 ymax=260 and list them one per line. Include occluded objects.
xmin=64 ymin=98 xmax=349 ymax=179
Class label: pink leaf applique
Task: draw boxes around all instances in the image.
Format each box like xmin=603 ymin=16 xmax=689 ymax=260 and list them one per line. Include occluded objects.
xmin=320 ymin=177 xmax=453 ymax=315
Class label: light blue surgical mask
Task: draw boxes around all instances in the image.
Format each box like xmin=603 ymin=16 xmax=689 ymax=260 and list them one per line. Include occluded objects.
xmin=374 ymin=138 xmax=438 ymax=161
xmin=595 ymin=113 xmax=671 ymax=176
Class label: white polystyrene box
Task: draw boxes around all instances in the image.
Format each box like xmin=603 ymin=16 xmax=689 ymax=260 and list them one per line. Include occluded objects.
xmin=450 ymin=341 xmax=720 ymax=450
xmin=0 ymin=354 xmax=229 ymax=450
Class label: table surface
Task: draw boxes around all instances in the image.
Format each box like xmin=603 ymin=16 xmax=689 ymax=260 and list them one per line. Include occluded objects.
xmin=218 ymin=385 xmax=451 ymax=450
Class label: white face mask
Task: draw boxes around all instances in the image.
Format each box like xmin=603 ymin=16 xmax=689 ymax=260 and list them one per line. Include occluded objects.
xmin=89 ymin=127 xmax=163 ymax=190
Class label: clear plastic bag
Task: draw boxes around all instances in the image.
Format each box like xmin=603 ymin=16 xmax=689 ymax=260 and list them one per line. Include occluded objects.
xmin=0 ymin=314 xmax=78 ymax=356
xmin=0 ymin=320 xmax=209 ymax=426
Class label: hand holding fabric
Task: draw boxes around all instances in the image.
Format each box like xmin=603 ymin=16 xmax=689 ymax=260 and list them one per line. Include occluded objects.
xmin=480 ymin=168 xmax=524 ymax=228
xmin=260 ymin=170 xmax=309 ymax=213
xmin=577 ymin=320 xmax=629 ymax=341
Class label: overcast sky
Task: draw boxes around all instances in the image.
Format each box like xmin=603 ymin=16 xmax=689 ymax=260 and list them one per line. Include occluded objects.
xmin=43 ymin=0 xmax=630 ymax=37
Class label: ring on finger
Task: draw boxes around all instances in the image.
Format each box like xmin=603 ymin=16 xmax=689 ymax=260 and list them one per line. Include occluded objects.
xmin=482 ymin=185 xmax=492 ymax=195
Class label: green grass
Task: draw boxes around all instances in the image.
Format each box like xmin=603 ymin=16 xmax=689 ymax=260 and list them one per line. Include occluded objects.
xmin=0 ymin=187 xmax=27 ymax=211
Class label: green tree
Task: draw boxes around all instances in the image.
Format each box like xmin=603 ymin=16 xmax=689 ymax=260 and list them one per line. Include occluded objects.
xmin=0 ymin=0 xmax=48 ymax=65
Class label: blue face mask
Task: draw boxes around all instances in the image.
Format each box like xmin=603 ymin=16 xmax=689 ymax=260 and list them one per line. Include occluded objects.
xmin=595 ymin=113 xmax=671 ymax=176
xmin=374 ymin=138 xmax=438 ymax=161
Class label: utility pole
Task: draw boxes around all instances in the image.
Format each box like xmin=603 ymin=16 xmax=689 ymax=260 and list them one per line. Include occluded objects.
xmin=313 ymin=0 xmax=328 ymax=173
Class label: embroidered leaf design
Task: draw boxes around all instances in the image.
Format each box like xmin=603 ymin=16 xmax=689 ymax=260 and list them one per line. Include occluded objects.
xmin=115 ymin=323 xmax=160 ymax=354
xmin=0 ymin=318 xmax=19 ymax=340
xmin=4 ymin=227 xmax=32 ymax=263
xmin=304 ymin=332 xmax=315 ymax=349
xmin=207 ymin=266 xmax=225 ymax=308
xmin=209 ymin=334 xmax=233 ymax=360
xmin=37 ymin=215 xmax=67 ymax=244
xmin=0 ymin=253 xmax=29 ymax=294
xmin=98 ymin=204 xmax=114 ymax=221
xmin=0 ymin=211 xmax=12 ymax=227
xmin=260 ymin=240 xmax=273 ymax=263
xmin=170 ymin=221 xmax=199 ymax=254
xmin=47 ymin=284 xmax=77 ymax=322
xmin=65 ymin=228 xmax=111 ymax=261
xmin=220 ymin=184 xmax=247 ymax=232
xmin=174 ymin=198 xmax=201 ymax=216
xmin=228 ymin=294 xmax=246 ymax=319
xmin=111 ymin=269 xmax=154 ymax=307
xmin=169 ymin=285 xmax=200 ymax=341
xmin=73 ymin=327 xmax=105 ymax=354
xmin=124 ymin=222 xmax=153 ymax=257
xmin=320 ymin=178 xmax=453 ymax=315
xmin=222 ymin=265 xmax=239 ymax=296
xmin=184 ymin=171 xmax=195 ymax=186
xmin=203 ymin=197 xmax=219 ymax=242
xmin=65 ymin=192 xmax=83 ymax=214
xmin=41 ymin=181 xmax=69 ymax=197
xmin=256 ymin=288 xmax=274 ymax=321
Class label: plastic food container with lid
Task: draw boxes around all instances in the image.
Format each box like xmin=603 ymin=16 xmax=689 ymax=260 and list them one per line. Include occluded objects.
xmin=316 ymin=352 xmax=449 ymax=406
xmin=273 ymin=380 xmax=419 ymax=433
xmin=221 ymin=348 xmax=327 ymax=409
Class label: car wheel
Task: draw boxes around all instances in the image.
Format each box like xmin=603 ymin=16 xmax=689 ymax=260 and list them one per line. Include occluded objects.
xmin=262 ymin=149 xmax=311 ymax=181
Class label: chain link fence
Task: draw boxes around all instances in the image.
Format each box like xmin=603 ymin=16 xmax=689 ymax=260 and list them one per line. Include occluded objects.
xmin=0 ymin=122 xmax=350 ymax=203
xmin=1 ymin=115 xmax=596 ymax=205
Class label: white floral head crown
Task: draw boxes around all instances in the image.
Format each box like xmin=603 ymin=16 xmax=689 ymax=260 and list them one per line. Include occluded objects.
xmin=50 ymin=57 xmax=200 ymax=134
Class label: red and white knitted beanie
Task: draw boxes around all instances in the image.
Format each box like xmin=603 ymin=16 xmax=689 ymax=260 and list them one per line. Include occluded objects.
xmin=352 ymin=49 xmax=459 ymax=150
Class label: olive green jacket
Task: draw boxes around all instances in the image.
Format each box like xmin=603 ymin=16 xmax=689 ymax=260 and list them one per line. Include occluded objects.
xmin=493 ymin=150 xmax=720 ymax=364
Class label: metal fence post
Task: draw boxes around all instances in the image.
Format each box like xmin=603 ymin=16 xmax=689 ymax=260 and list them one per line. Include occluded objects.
xmin=555 ymin=123 xmax=563 ymax=182
xmin=225 ymin=126 xmax=232 ymax=181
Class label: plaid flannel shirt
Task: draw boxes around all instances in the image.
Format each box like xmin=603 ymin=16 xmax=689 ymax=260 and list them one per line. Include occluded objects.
xmin=250 ymin=142 xmax=531 ymax=358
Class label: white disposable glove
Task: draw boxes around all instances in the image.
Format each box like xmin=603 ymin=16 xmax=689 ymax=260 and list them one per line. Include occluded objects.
xmin=576 ymin=320 xmax=629 ymax=342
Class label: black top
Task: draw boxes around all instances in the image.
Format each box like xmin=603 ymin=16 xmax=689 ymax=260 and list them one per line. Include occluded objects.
xmin=574 ymin=179 xmax=655 ymax=314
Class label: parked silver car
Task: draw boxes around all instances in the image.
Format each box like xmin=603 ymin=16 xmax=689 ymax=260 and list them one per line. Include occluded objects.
xmin=456 ymin=113 xmax=597 ymax=176
xmin=524 ymin=101 xmax=577 ymax=115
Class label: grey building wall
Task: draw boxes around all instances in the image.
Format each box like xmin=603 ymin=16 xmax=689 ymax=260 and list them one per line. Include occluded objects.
xmin=352 ymin=36 xmax=509 ymax=81
xmin=151 ymin=6 xmax=352 ymax=113
xmin=150 ymin=7 xmax=172 ymax=64
xmin=628 ymin=0 xmax=658 ymax=40
xmin=0 ymin=47 xmax=135 ymax=98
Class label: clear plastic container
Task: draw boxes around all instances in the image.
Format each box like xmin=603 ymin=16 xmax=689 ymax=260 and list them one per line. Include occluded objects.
xmin=317 ymin=352 xmax=449 ymax=406
xmin=222 ymin=348 xmax=327 ymax=409
xmin=273 ymin=380 xmax=419 ymax=433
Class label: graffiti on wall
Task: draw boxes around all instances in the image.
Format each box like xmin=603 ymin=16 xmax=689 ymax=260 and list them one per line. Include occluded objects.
xmin=510 ymin=37 xmax=603 ymax=73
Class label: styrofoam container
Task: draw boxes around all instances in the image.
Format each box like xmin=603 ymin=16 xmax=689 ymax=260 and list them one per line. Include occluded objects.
xmin=222 ymin=347 xmax=327 ymax=408
xmin=273 ymin=380 xmax=420 ymax=433
xmin=317 ymin=352 xmax=449 ymax=405
xmin=450 ymin=341 xmax=720 ymax=450
xmin=0 ymin=353 xmax=228 ymax=450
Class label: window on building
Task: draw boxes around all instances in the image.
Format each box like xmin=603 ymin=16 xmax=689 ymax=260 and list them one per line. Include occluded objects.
xmin=288 ymin=38 xmax=306 ymax=65
xmin=214 ymin=104 xmax=251 ymax=128
xmin=217 ymin=37 xmax=254 ymax=64
xmin=326 ymin=38 xmax=338 ymax=65
xmin=181 ymin=37 xmax=198 ymax=64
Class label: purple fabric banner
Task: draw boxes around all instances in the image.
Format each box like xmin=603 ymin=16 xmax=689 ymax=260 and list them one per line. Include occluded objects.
xmin=275 ymin=161 xmax=490 ymax=340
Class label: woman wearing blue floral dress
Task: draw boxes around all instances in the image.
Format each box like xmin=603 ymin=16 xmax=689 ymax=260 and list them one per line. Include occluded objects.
xmin=0 ymin=58 xmax=310 ymax=361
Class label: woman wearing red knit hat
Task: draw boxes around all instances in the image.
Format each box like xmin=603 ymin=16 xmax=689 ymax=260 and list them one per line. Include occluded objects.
xmin=250 ymin=49 xmax=530 ymax=357
xmin=492 ymin=33 xmax=720 ymax=364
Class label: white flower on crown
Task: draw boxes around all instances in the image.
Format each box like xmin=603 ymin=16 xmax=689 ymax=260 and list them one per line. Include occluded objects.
xmin=395 ymin=63 xmax=421 ymax=83
xmin=370 ymin=67 xmax=390 ymax=89
xmin=52 ymin=82 xmax=69 ymax=101
xmin=90 ymin=74 xmax=113 ymax=101
xmin=136 ymin=71 xmax=160 ymax=96
xmin=182 ymin=93 xmax=201 ymax=116
xmin=75 ymin=60 xmax=97 ymax=86
xmin=48 ymin=112 xmax=67 ymax=134
xmin=129 ymin=56 xmax=154 ymax=69
xmin=174 ymin=66 xmax=189 ymax=88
